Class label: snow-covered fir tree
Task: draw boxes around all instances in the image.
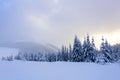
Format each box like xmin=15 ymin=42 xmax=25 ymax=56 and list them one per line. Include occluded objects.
xmin=56 ymin=50 xmax=62 ymax=61
xmin=82 ymin=34 xmax=96 ymax=62
xmin=97 ymin=37 xmax=107 ymax=64
xmin=47 ymin=53 xmax=56 ymax=62
xmin=68 ymin=44 xmax=73 ymax=61
xmin=90 ymin=37 xmax=97 ymax=62
xmin=111 ymin=44 xmax=120 ymax=62
xmin=61 ymin=46 xmax=69 ymax=61
xmin=99 ymin=37 xmax=113 ymax=63
xmin=72 ymin=35 xmax=83 ymax=62
xmin=104 ymin=40 xmax=113 ymax=62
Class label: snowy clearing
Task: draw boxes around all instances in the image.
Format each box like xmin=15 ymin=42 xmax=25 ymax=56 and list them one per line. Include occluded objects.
xmin=0 ymin=61 xmax=120 ymax=80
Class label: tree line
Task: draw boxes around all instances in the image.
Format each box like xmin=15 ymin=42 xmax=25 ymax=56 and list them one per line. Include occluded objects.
xmin=2 ymin=34 xmax=120 ymax=64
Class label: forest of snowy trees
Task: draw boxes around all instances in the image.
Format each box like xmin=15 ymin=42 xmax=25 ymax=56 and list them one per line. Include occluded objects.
xmin=2 ymin=34 xmax=120 ymax=64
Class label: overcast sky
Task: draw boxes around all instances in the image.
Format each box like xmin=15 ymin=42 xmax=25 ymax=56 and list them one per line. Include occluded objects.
xmin=0 ymin=0 xmax=120 ymax=47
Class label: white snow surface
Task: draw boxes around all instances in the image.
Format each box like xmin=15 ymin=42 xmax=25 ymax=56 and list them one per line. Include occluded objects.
xmin=0 ymin=61 xmax=120 ymax=80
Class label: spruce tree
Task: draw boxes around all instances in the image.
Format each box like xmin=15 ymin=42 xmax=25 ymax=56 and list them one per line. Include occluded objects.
xmin=99 ymin=37 xmax=113 ymax=63
xmin=57 ymin=50 xmax=62 ymax=61
xmin=60 ymin=46 xmax=69 ymax=61
xmin=90 ymin=37 xmax=97 ymax=62
xmin=68 ymin=44 xmax=73 ymax=62
xmin=104 ymin=40 xmax=113 ymax=62
xmin=72 ymin=35 xmax=82 ymax=62
xmin=82 ymin=34 xmax=96 ymax=62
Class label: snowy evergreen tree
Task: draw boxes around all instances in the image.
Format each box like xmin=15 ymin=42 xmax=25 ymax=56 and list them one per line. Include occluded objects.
xmin=90 ymin=37 xmax=97 ymax=62
xmin=82 ymin=34 xmax=96 ymax=62
xmin=97 ymin=37 xmax=107 ymax=64
xmin=72 ymin=35 xmax=83 ymax=62
xmin=68 ymin=44 xmax=73 ymax=62
xmin=56 ymin=50 xmax=62 ymax=61
xmin=61 ymin=46 xmax=69 ymax=61
xmin=104 ymin=40 xmax=113 ymax=62
xmin=99 ymin=37 xmax=113 ymax=63
xmin=47 ymin=53 xmax=56 ymax=62
xmin=111 ymin=44 xmax=120 ymax=62
xmin=82 ymin=37 xmax=87 ymax=61
xmin=2 ymin=55 xmax=13 ymax=61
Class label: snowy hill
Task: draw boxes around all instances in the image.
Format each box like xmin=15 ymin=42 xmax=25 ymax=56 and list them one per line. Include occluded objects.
xmin=0 ymin=42 xmax=58 ymax=55
xmin=0 ymin=61 xmax=120 ymax=80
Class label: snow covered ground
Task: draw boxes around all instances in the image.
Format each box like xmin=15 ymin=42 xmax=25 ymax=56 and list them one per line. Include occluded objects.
xmin=0 ymin=61 xmax=120 ymax=80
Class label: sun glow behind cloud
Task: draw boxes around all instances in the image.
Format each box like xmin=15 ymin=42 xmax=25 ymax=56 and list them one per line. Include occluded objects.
xmin=92 ymin=29 xmax=120 ymax=48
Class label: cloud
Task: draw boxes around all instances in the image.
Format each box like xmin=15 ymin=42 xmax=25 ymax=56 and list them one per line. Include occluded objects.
xmin=53 ymin=0 xmax=59 ymax=4
xmin=27 ymin=14 xmax=50 ymax=30
xmin=51 ymin=6 xmax=62 ymax=15
xmin=0 ymin=0 xmax=120 ymax=47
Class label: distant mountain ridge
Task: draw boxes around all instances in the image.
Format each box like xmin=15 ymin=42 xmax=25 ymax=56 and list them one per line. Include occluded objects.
xmin=0 ymin=42 xmax=59 ymax=54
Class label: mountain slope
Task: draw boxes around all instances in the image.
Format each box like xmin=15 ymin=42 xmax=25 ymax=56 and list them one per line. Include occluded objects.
xmin=0 ymin=42 xmax=59 ymax=54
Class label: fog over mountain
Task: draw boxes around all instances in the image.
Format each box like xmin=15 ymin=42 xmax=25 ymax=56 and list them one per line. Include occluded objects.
xmin=0 ymin=42 xmax=58 ymax=55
